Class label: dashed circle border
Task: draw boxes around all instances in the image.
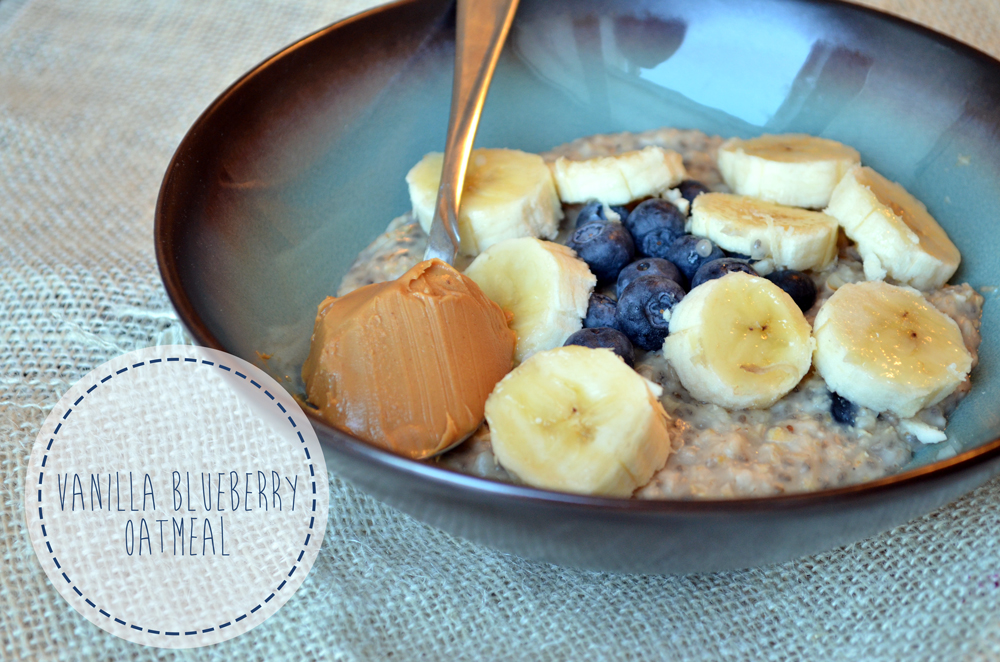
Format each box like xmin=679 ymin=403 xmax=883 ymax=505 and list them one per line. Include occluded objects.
xmin=31 ymin=355 xmax=319 ymax=638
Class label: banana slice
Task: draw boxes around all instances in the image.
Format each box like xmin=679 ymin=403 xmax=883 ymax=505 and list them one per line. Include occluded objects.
xmin=824 ymin=165 xmax=960 ymax=290
xmin=485 ymin=345 xmax=672 ymax=497
xmin=689 ymin=192 xmax=839 ymax=271
xmin=662 ymin=272 xmax=814 ymax=409
xmin=812 ymin=280 xmax=972 ymax=418
xmin=464 ymin=237 xmax=596 ymax=364
xmin=718 ymin=134 xmax=860 ymax=208
xmin=406 ymin=148 xmax=563 ymax=257
xmin=548 ymin=145 xmax=687 ymax=205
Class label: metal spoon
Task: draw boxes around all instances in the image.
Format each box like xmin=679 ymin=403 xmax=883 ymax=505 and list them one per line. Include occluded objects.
xmin=423 ymin=0 xmax=521 ymax=263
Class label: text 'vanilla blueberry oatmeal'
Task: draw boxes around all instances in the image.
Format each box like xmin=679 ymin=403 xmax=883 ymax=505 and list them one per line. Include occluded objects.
xmin=307 ymin=128 xmax=983 ymax=499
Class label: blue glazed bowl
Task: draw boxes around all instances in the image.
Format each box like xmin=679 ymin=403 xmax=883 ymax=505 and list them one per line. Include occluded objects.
xmin=156 ymin=0 xmax=1000 ymax=573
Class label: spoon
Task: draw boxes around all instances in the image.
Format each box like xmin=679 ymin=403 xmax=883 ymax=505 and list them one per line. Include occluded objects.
xmin=423 ymin=0 xmax=521 ymax=263
xmin=301 ymin=0 xmax=521 ymax=461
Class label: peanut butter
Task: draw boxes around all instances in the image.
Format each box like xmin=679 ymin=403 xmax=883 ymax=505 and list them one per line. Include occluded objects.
xmin=302 ymin=259 xmax=515 ymax=459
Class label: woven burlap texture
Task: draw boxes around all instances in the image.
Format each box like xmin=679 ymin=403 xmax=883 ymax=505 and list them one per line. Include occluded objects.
xmin=3 ymin=1 xmax=1000 ymax=660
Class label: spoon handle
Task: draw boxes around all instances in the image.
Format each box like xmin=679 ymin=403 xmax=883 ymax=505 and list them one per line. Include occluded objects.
xmin=424 ymin=0 xmax=520 ymax=263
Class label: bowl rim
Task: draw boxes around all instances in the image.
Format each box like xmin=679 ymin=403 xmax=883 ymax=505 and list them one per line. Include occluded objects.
xmin=155 ymin=0 xmax=1000 ymax=514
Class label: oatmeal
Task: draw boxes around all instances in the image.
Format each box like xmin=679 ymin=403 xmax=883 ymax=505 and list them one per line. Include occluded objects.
xmin=330 ymin=127 xmax=984 ymax=499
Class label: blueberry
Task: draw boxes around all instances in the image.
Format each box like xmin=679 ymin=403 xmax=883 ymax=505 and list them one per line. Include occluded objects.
xmin=576 ymin=200 xmax=606 ymax=227
xmin=624 ymin=198 xmax=685 ymax=248
xmin=615 ymin=275 xmax=686 ymax=350
xmin=584 ymin=293 xmax=618 ymax=329
xmin=567 ymin=221 xmax=635 ymax=282
xmin=724 ymin=249 xmax=753 ymax=261
xmin=830 ymin=392 xmax=857 ymax=426
xmin=664 ymin=235 xmax=726 ymax=280
xmin=564 ymin=327 xmax=636 ymax=367
xmin=639 ymin=228 xmax=684 ymax=262
xmin=617 ymin=257 xmax=685 ymax=298
xmin=765 ymin=269 xmax=817 ymax=312
xmin=690 ymin=258 xmax=757 ymax=289
xmin=677 ymin=179 xmax=711 ymax=204
xmin=576 ymin=199 xmax=630 ymax=228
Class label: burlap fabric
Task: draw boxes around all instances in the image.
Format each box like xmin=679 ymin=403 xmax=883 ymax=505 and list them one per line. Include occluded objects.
xmin=3 ymin=1 xmax=1000 ymax=659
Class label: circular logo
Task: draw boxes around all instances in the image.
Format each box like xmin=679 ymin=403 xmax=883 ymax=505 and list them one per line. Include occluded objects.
xmin=23 ymin=346 xmax=329 ymax=648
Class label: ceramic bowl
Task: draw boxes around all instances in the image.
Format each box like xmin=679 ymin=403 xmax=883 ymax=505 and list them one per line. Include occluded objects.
xmin=156 ymin=0 xmax=1000 ymax=573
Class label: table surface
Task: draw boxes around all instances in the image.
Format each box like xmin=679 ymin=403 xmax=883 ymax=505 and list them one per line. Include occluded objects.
xmin=4 ymin=0 xmax=1000 ymax=660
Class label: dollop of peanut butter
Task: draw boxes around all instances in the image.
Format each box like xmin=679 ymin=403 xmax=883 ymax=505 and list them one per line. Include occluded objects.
xmin=302 ymin=259 xmax=515 ymax=459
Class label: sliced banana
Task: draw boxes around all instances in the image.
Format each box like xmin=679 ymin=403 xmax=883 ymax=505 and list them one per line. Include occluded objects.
xmin=485 ymin=345 xmax=672 ymax=497
xmin=824 ymin=165 xmax=960 ymax=290
xmin=812 ymin=280 xmax=972 ymax=418
xmin=662 ymin=272 xmax=814 ymax=409
xmin=548 ymin=145 xmax=687 ymax=205
xmin=406 ymin=148 xmax=563 ymax=257
xmin=689 ymin=192 xmax=839 ymax=271
xmin=464 ymin=237 xmax=596 ymax=364
xmin=718 ymin=133 xmax=860 ymax=208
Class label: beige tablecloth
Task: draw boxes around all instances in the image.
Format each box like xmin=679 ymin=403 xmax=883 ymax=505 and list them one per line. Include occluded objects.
xmin=3 ymin=1 xmax=1000 ymax=659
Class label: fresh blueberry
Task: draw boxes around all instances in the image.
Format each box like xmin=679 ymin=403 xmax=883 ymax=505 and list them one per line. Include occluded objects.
xmin=690 ymin=258 xmax=757 ymax=289
xmin=567 ymin=221 xmax=635 ymax=282
xmin=617 ymin=257 xmax=685 ymax=297
xmin=615 ymin=275 xmax=686 ymax=350
xmin=564 ymin=327 xmax=636 ymax=367
xmin=830 ymin=392 xmax=857 ymax=426
xmin=576 ymin=200 xmax=606 ymax=227
xmin=584 ymin=293 xmax=618 ymax=329
xmin=677 ymin=179 xmax=711 ymax=204
xmin=639 ymin=228 xmax=683 ymax=262
xmin=575 ymin=199 xmax=630 ymax=228
xmin=724 ymin=249 xmax=754 ymax=261
xmin=765 ymin=269 xmax=817 ymax=312
xmin=664 ymin=234 xmax=726 ymax=281
xmin=624 ymin=198 xmax=685 ymax=248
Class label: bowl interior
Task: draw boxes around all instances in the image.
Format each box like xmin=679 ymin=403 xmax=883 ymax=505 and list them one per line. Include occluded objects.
xmin=159 ymin=0 xmax=1000 ymax=477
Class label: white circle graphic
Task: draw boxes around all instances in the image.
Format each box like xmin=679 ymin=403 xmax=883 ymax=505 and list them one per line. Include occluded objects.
xmin=23 ymin=346 xmax=329 ymax=649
